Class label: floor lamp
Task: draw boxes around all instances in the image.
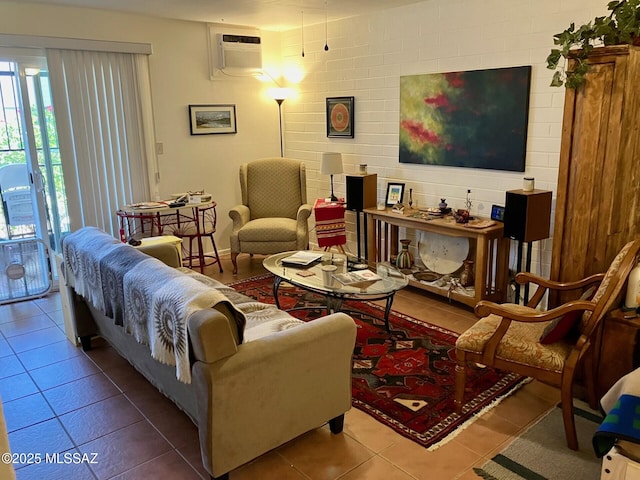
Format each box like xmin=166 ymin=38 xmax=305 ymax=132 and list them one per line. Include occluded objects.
xmin=270 ymin=88 xmax=290 ymax=157
xmin=321 ymin=152 xmax=343 ymax=202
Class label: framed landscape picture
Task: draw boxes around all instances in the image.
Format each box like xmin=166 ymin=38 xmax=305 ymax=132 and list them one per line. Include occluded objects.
xmin=399 ymin=66 xmax=531 ymax=171
xmin=326 ymin=96 xmax=354 ymax=138
xmin=189 ymin=104 xmax=237 ymax=135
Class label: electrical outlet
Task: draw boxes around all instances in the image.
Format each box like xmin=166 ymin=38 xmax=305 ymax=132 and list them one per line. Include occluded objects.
xmin=155 ymin=142 xmax=164 ymax=154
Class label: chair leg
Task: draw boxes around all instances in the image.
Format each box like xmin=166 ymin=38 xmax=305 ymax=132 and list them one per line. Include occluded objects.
xmin=454 ymin=352 xmax=467 ymax=413
xmin=177 ymin=234 xmax=187 ymax=267
xmin=209 ymin=234 xmax=223 ymax=273
xmin=323 ymin=244 xmax=347 ymax=255
xmin=188 ymin=236 xmax=194 ymax=269
xmin=560 ymin=382 xmax=578 ymax=450
xmin=231 ymin=253 xmax=239 ymax=274
xmin=582 ymin=349 xmax=599 ymax=410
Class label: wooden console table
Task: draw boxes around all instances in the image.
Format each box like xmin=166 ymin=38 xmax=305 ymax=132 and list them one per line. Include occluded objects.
xmin=364 ymin=207 xmax=509 ymax=307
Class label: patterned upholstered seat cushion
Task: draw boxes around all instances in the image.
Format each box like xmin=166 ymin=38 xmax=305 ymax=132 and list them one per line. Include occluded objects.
xmin=456 ymin=304 xmax=572 ymax=373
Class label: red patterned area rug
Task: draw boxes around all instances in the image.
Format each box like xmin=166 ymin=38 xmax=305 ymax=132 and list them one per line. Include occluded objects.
xmin=229 ymin=274 xmax=528 ymax=449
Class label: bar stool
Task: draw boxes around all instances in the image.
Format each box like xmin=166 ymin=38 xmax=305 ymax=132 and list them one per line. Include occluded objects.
xmin=173 ymin=202 xmax=223 ymax=273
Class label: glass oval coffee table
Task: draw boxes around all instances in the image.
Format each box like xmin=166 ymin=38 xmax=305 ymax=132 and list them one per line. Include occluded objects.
xmin=263 ymin=251 xmax=408 ymax=331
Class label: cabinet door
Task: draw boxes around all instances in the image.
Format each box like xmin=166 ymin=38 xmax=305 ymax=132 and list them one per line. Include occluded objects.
xmin=551 ymin=46 xmax=640 ymax=304
xmin=597 ymin=311 xmax=640 ymax=398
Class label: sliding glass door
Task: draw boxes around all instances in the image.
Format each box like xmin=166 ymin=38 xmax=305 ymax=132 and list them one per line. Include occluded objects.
xmin=0 ymin=50 xmax=69 ymax=302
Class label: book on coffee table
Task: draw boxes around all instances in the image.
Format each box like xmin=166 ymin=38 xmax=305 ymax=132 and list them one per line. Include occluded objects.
xmin=281 ymin=251 xmax=323 ymax=266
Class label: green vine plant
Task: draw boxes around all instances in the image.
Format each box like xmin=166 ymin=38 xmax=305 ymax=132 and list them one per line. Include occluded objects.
xmin=546 ymin=0 xmax=640 ymax=88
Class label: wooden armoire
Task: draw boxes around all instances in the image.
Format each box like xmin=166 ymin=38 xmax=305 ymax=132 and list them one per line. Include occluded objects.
xmin=550 ymin=45 xmax=640 ymax=305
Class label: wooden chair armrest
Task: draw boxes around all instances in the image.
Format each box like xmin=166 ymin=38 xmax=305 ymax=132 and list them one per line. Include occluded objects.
xmin=515 ymin=272 xmax=604 ymax=290
xmin=474 ymin=299 xmax=595 ymax=322
xmin=516 ymin=272 xmax=604 ymax=309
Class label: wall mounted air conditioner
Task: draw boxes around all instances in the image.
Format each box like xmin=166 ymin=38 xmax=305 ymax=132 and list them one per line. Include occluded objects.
xmin=217 ymin=33 xmax=262 ymax=72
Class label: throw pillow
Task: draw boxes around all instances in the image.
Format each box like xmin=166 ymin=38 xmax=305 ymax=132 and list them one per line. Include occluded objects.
xmin=539 ymin=286 xmax=597 ymax=344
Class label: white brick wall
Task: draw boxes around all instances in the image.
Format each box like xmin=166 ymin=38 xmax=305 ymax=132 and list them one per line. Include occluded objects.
xmin=281 ymin=0 xmax=608 ymax=279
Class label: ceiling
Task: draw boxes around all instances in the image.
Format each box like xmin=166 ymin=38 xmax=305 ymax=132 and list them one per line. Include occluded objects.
xmin=19 ymin=0 xmax=427 ymax=31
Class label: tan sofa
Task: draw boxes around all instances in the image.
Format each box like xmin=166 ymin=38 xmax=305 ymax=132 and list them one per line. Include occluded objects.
xmin=62 ymin=227 xmax=356 ymax=480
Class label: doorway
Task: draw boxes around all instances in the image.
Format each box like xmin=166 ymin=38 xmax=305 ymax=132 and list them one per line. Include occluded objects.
xmin=0 ymin=54 xmax=69 ymax=303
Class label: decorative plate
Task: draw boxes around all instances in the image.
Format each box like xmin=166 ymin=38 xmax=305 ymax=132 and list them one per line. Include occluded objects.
xmin=418 ymin=231 xmax=469 ymax=275
xmin=413 ymin=271 xmax=441 ymax=282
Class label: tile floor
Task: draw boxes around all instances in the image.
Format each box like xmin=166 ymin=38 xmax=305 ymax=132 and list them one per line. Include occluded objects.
xmin=0 ymin=253 xmax=562 ymax=480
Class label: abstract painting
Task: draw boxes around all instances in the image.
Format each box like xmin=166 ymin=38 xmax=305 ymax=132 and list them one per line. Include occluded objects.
xmin=399 ymin=66 xmax=531 ymax=171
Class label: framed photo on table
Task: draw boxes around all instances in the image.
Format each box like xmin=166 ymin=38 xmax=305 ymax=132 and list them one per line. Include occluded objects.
xmin=326 ymin=96 xmax=354 ymax=138
xmin=189 ymin=104 xmax=237 ymax=135
xmin=386 ymin=182 xmax=405 ymax=206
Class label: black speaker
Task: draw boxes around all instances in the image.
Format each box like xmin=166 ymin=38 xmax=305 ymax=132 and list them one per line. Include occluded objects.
xmin=504 ymin=189 xmax=552 ymax=242
xmin=346 ymin=174 xmax=377 ymax=211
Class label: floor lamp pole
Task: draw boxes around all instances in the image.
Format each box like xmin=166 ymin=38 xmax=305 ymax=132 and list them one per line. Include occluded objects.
xmin=276 ymin=98 xmax=284 ymax=157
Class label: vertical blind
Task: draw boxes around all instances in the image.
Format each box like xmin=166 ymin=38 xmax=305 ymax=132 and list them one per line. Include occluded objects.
xmin=46 ymin=48 xmax=158 ymax=237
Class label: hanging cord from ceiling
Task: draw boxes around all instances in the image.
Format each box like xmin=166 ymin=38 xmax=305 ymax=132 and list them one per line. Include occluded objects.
xmin=301 ymin=10 xmax=305 ymax=57
xmin=324 ymin=0 xmax=329 ymax=51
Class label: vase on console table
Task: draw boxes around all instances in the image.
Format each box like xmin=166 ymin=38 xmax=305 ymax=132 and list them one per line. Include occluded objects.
xmin=396 ymin=239 xmax=414 ymax=270
xmin=454 ymin=209 xmax=470 ymax=223
xmin=460 ymin=260 xmax=475 ymax=287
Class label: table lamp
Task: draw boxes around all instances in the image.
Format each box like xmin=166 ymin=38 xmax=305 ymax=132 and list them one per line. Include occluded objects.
xmin=321 ymin=152 xmax=343 ymax=202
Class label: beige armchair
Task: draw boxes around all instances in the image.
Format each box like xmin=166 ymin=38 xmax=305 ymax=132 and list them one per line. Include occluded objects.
xmin=229 ymin=158 xmax=311 ymax=274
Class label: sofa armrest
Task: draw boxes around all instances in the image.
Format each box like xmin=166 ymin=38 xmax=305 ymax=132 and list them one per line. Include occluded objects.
xmin=188 ymin=309 xmax=239 ymax=363
xmin=192 ymin=312 xmax=356 ymax=478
